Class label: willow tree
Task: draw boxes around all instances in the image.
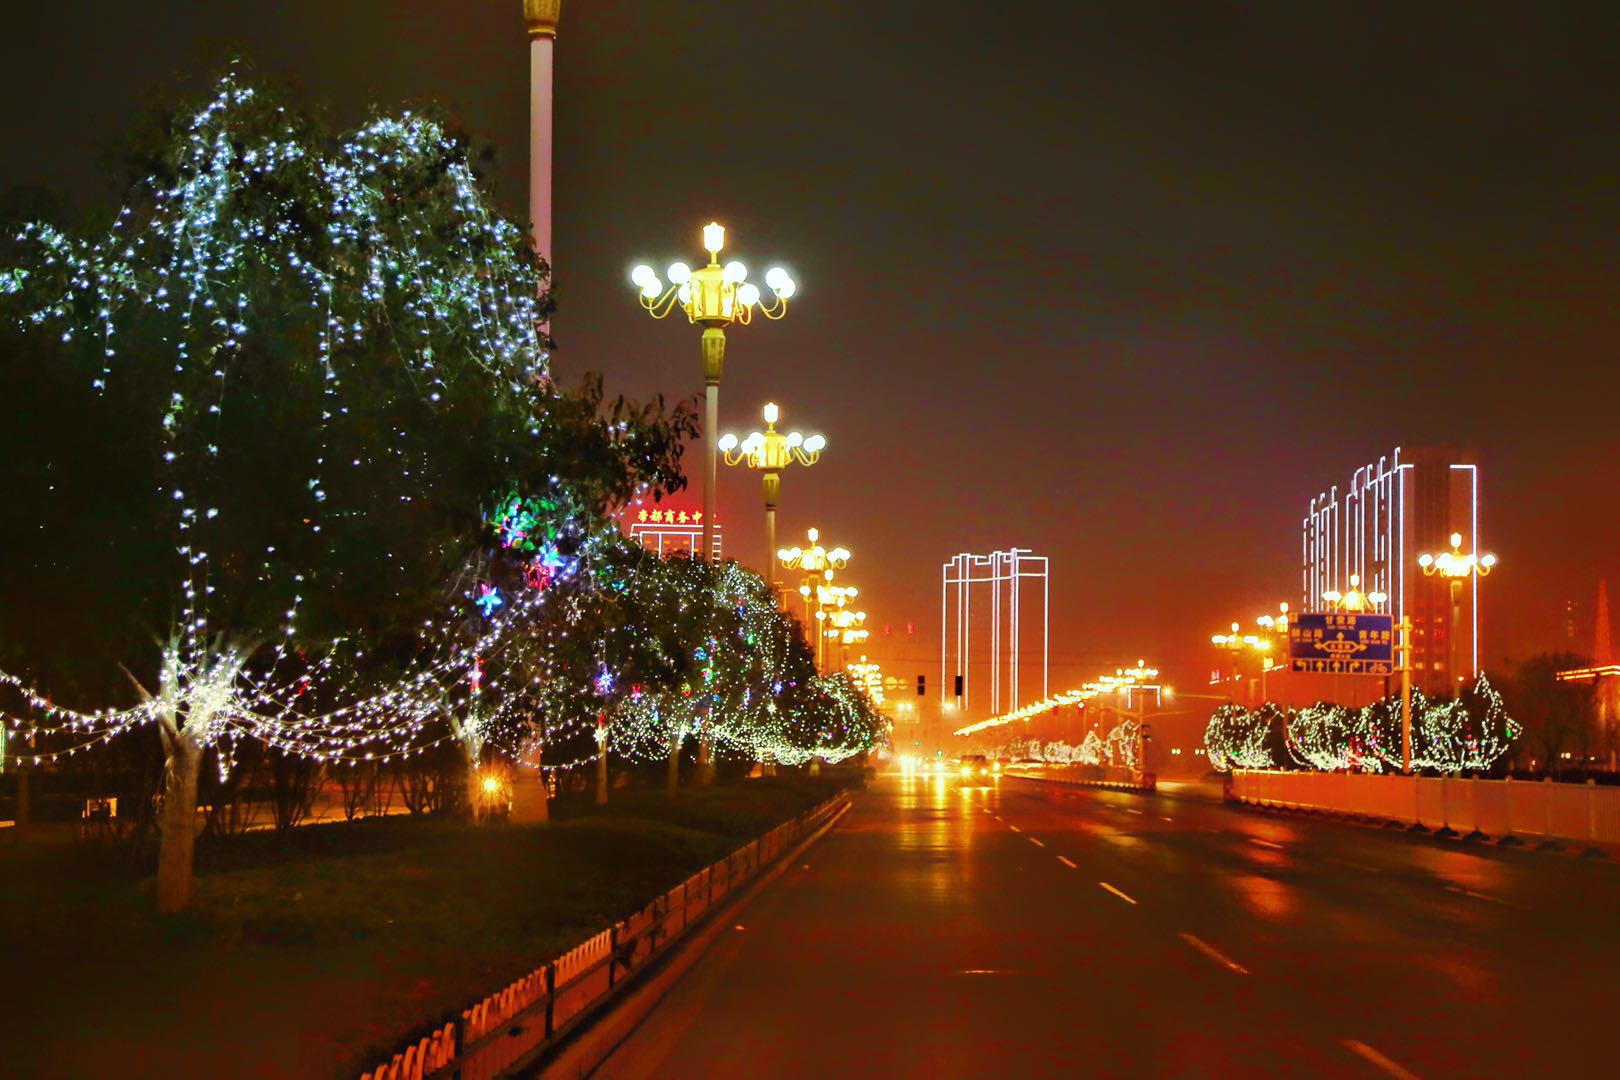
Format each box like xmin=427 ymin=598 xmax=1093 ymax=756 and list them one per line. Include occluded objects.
xmin=0 ymin=72 xmax=688 ymax=909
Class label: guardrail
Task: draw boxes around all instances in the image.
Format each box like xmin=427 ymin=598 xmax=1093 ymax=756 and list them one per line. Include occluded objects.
xmin=358 ymin=793 xmax=849 ymax=1080
xmin=1230 ymin=770 xmax=1620 ymax=846
xmin=1006 ymin=764 xmax=1156 ymax=793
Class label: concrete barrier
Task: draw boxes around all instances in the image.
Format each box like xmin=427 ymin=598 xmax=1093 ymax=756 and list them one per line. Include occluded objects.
xmin=1230 ymin=770 xmax=1620 ymax=847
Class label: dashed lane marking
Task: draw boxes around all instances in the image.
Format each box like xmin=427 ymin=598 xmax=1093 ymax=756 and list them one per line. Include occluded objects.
xmin=1327 ymin=857 xmax=1382 ymax=873
xmin=1126 ymin=808 xmax=1144 ymax=815
xmin=1099 ymin=881 xmax=1138 ymax=905
xmin=1057 ymin=856 xmax=1078 ymax=869
xmin=1029 ymin=836 xmax=1045 ymax=847
xmin=1009 ymin=824 xmax=1022 ymax=833
xmin=1444 ymin=885 xmax=1508 ymax=905
xmin=1179 ymin=932 xmax=1249 ymax=974
xmin=1342 ymin=1039 xmax=1422 ymax=1079
xmin=1248 ymin=837 xmax=1286 ymax=850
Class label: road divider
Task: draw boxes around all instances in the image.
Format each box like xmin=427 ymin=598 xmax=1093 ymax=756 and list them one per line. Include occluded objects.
xmin=1231 ymin=769 xmax=1620 ymax=850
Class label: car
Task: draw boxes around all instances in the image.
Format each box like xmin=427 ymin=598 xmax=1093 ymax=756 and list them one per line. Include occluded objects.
xmin=956 ymin=754 xmax=993 ymax=780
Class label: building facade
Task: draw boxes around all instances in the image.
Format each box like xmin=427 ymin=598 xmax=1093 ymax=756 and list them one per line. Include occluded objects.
xmin=625 ymin=502 xmax=722 ymax=561
xmin=1302 ymin=446 xmax=1483 ymax=695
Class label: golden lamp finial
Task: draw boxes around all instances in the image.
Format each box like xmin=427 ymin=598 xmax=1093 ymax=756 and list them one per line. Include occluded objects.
xmin=524 ymin=0 xmax=562 ymax=38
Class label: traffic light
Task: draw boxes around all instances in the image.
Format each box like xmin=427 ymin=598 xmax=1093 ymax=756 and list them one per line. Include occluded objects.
xmin=916 ymin=675 xmax=925 ymax=696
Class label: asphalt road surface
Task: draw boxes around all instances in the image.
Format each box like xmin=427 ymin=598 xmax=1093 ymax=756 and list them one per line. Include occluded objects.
xmin=593 ymin=772 xmax=1620 ymax=1078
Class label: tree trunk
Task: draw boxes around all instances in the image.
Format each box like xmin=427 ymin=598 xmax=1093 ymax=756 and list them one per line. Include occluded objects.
xmin=156 ymin=730 xmax=202 ymax=913
xmin=449 ymin=710 xmax=480 ymax=822
xmin=15 ymin=762 xmax=30 ymax=836
xmin=666 ymin=731 xmax=682 ymax=798
xmin=696 ymin=734 xmax=715 ymax=787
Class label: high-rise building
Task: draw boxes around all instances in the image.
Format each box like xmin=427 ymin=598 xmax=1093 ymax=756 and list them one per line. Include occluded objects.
xmin=1557 ymin=580 xmax=1619 ymax=769
xmin=1302 ymin=446 xmax=1484 ymax=695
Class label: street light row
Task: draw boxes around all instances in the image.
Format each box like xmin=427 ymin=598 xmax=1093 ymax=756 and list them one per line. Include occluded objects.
xmin=631 ymin=223 xmax=871 ymax=677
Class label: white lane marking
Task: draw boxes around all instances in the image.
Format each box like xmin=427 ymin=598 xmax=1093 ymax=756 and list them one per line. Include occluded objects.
xmin=1161 ymin=816 xmax=1174 ymax=822
xmin=1099 ymin=881 xmax=1138 ymax=905
xmin=1444 ymin=884 xmax=1508 ymax=905
xmin=1179 ymin=932 xmax=1249 ymax=974
xmin=1342 ymin=1039 xmax=1422 ymax=1079
xmin=1009 ymin=824 xmax=1023 ymax=833
xmin=1057 ymin=856 xmax=1078 ymax=869
xmin=1029 ymin=836 xmax=1045 ymax=847
xmin=1249 ymin=837 xmax=1286 ymax=850
xmin=994 ymin=815 xmax=1004 ymax=822
xmin=1126 ymin=808 xmax=1144 ymax=815
xmin=1327 ymin=857 xmax=1382 ymax=873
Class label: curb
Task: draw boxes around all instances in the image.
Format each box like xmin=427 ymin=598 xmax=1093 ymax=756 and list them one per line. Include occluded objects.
xmin=535 ymin=796 xmax=853 ymax=1079
xmin=1227 ymin=797 xmax=1617 ymax=862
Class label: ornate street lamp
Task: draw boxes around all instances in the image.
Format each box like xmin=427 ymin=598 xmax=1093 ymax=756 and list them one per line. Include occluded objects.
xmin=1211 ymin=621 xmax=1267 ymax=704
xmin=1322 ymin=573 xmax=1387 ymax=614
xmin=822 ymin=606 xmax=868 ymax=670
xmin=780 ymin=527 xmax=849 ymax=623
xmin=1419 ymin=532 xmax=1498 ymax=692
xmin=631 ymin=224 xmax=796 ymax=563
xmin=719 ymin=402 xmax=825 ymax=589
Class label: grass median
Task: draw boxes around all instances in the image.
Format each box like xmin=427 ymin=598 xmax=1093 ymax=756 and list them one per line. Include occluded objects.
xmin=2 ymin=774 xmax=851 ymax=1079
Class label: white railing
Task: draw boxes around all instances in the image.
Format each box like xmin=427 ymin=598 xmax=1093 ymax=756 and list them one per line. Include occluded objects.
xmin=1231 ymin=771 xmax=1620 ymax=845
xmin=357 ymin=793 xmax=851 ymax=1080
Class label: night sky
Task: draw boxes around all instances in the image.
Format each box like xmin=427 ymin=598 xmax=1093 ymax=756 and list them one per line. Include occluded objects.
xmin=3 ymin=1 xmax=1617 ymax=698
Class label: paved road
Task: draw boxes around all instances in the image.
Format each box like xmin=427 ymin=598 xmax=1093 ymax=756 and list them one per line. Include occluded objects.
xmin=596 ymin=773 xmax=1620 ymax=1078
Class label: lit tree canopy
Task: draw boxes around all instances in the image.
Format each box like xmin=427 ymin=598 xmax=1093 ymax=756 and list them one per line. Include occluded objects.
xmin=1203 ymin=675 xmax=1520 ymax=774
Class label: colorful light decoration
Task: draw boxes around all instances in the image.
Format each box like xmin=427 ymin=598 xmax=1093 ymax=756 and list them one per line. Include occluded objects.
xmin=0 ymin=76 xmax=872 ymax=798
xmin=476 ymin=585 xmax=505 ymax=617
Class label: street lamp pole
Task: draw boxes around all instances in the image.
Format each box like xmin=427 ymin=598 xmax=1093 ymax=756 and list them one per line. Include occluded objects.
xmin=779 ymin=527 xmax=851 ymax=656
xmin=632 ymin=225 xmax=797 ymax=564
xmin=1419 ymin=532 xmax=1498 ymax=697
xmin=720 ymin=402 xmax=826 ymax=593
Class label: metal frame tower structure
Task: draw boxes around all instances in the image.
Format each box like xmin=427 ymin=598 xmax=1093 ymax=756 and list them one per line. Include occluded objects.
xmin=941 ymin=549 xmax=1049 ymax=718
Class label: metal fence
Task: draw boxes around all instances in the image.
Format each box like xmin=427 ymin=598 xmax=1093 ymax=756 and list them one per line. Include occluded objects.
xmin=1230 ymin=770 xmax=1620 ymax=845
xmin=358 ymin=793 xmax=849 ymax=1080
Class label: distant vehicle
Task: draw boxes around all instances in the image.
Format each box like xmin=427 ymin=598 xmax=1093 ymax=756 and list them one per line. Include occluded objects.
xmin=957 ymin=754 xmax=994 ymax=780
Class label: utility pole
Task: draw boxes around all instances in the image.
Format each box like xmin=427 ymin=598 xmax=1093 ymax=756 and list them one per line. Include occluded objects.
xmin=1399 ymin=615 xmax=1414 ymax=773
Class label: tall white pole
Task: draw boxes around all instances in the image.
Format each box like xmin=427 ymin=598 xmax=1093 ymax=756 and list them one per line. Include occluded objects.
xmin=525 ymin=2 xmax=560 ymax=277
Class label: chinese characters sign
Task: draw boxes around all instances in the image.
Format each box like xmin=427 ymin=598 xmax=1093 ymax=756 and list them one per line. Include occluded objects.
xmin=1288 ymin=613 xmax=1395 ymax=675
xmin=633 ymin=508 xmax=704 ymax=526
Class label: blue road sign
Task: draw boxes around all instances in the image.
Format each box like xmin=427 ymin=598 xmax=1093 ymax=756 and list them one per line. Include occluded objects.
xmin=1288 ymin=613 xmax=1395 ymax=676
